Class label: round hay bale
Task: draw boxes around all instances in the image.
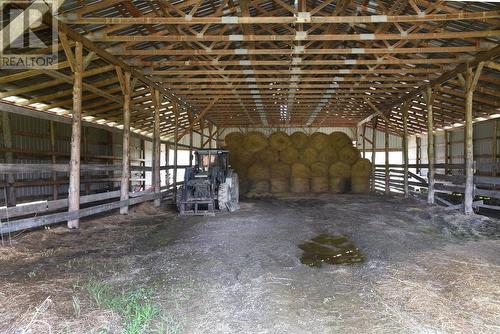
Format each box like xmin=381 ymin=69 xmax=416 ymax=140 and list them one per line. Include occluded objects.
xmin=311 ymin=176 xmax=329 ymax=193
xmin=351 ymin=158 xmax=372 ymax=177
xmin=280 ymin=146 xmax=299 ymax=164
xmin=224 ymin=132 xmax=244 ymax=148
xmin=291 ymin=163 xmax=311 ymax=178
xmin=329 ymin=162 xmax=351 ymax=177
xmin=351 ymin=176 xmax=370 ymax=193
xmin=330 ymin=131 xmax=352 ymax=150
xmin=311 ymin=162 xmax=329 ymax=177
xmin=299 ymin=147 xmax=318 ymax=165
xmin=330 ymin=177 xmax=349 ymax=193
xmin=338 ymin=146 xmax=361 ymax=165
xmin=230 ymin=149 xmax=253 ymax=165
xmin=290 ymin=177 xmax=310 ymax=193
xmin=309 ymin=132 xmax=330 ymax=151
xmin=269 ymin=132 xmax=291 ymax=151
xmin=270 ymin=177 xmax=289 ymax=193
xmin=290 ymin=132 xmax=309 ymax=149
xmin=248 ymin=162 xmax=270 ymax=180
xmin=244 ymin=131 xmax=268 ymax=153
xmin=249 ymin=180 xmax=270 ymax=193
xmin=259 ymin=148 xmax=279 ymax=165
xmin=317 ymin=149 xmax=338 ymax=164
xmin=270 ymin=162 xmax=291 ymax=178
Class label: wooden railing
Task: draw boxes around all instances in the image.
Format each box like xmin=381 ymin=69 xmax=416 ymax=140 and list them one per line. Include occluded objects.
xmin=374 ymin=163 xmax=500 ymax=211
xmin=0 ymin=162 xmax=185 ymax=235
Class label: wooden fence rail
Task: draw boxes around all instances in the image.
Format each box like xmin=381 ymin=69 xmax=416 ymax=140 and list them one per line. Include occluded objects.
xmin=374 ymin=163 xmax=500 ymax=211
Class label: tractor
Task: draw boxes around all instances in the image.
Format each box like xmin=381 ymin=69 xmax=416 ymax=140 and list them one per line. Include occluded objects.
xmin=176 ymin=149 xmax=239 ymax=216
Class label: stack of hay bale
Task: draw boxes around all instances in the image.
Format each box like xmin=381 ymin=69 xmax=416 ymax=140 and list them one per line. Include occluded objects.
xmin=224 ymin=130 xmax=372 ymax=197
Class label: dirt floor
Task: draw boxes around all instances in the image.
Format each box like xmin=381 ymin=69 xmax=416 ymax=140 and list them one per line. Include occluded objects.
xmin=0 ymin=194 xmax=499 ymax=334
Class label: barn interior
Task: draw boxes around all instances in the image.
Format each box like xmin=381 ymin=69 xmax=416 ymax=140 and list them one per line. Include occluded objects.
xmin=0 ymin=1 xmax=499 ymax=333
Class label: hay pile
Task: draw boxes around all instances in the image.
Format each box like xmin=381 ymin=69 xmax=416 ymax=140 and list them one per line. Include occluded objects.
xmin=225 ymin=130 xmax=371 ymax=196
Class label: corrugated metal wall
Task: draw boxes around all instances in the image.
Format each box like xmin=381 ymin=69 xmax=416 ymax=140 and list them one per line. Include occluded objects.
xmin=407 ymin=118 xmax=499 ymax=176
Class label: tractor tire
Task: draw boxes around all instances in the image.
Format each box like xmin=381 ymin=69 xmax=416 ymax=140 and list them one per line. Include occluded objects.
xmin=218 ymin=182 xmax=230 ymax=211
xmin=230 ymin=173 xmax=239 ymax=205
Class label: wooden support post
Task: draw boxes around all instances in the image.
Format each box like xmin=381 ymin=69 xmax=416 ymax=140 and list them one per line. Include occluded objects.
xmin=118 ymin=70 xmax=132 ymax=214
xmin=362 ymin=124 xmax=366 ymax=158
xmin=173 ymin=104 xmax=179 ymax=197
xmin=423 ymin=86 xmax=435 ymax=205
xmin=402 ymin=101 xmax=410 ymax=198
xmin=152 ymin=88 xmax=161 ymax=207
xmin=416 ymin=136 xmax=421 ymax=174
xmin=1 ymin=112 xmax=16 ymax=206
xmin=165 ymin=143 xmax=170 ymax=188
xmin=49 ymin=121 xmax=58 ymax=200
xmin=199 ymin=118 xmax=204 ymax=149
xmin=140 ymin=139 xmax=145 ymax=190
xmin=215 ymin=128 xmax=220 ymax=149
xmin=208 ymin=123 xmax=213 ymax=149
xmin=189 ymin=129 xmax=193 ymax=166
xmin=459 ymin=63 xmax=484 ymax=214
xmin=444 ymin=130 xmax=450 ymax=175
xmin=371 ymin=119 xmax=377 ymax=192
xmin=493 ymin=120 xmax=498 ymax=177
xmin=385 ymin=120 xmax=390 ymax=195
xmin=108 ymin=131 xmax=114 ymax=191
xmin=68 ymin=41 xmax=83 ymax=228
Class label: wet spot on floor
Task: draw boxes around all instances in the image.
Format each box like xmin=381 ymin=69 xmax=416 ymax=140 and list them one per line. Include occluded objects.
xmin=299 ymin=233 xmax=364 ymax=267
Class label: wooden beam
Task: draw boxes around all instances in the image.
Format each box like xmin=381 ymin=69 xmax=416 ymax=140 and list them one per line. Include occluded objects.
xmin=60 ymin=11 xmax=500 ymax=25
xmin=152 ymin=88 xmax=161 ymax=207
xmin=371 ymin=119 xmax=377 ymax=192
xmin=462 ymin=62 xmax=485 ymax=214
xmin=178 ymin=98 xmax=220 ymax=140
xmin=173 ymin=103 xmax=179 ymax=199
xmin=423 ymin=86 xmax=435 ymax=205
xmin=68 ymin=40 xmax=83 ymax=229
xmin=385 ymin=120 xmax=390 ymax=195
xmin=89 ymin=30 xmax=500 ymax=43
xmin=111 ymin=45 xmax=484 ymax=56
xmin=402 ymin=101 xmax=410 ymax=198
xmin=119 ymin=69 xmax=132 ymax=215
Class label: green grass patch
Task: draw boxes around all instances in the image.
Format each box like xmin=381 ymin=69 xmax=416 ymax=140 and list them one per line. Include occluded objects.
xmin=85 ymin=280 xmax=159 ymax=334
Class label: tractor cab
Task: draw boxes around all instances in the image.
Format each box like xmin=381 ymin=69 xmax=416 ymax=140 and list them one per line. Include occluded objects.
xmin=193 ymin=149 xmax=229 ymax=184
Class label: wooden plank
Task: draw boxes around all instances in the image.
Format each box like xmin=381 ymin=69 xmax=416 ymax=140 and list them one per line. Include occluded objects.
xmin=0 ymin=191 xmax=169 ymax=234
xmin=0 ymin=163 xmax=144 ymax=174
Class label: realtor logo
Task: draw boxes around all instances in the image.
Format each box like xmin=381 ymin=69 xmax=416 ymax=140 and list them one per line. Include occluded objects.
xmin=0 ymin=0 xmax=59 ymax=69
